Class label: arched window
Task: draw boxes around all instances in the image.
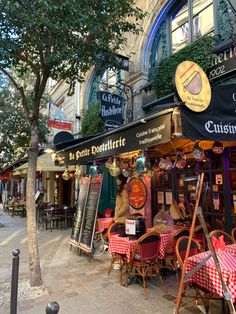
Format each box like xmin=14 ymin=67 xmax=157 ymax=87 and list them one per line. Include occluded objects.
xmin=149 ymin=0 xmax=214 ymax=71
xmin=171 ymin=0 xmax=214 ymax=53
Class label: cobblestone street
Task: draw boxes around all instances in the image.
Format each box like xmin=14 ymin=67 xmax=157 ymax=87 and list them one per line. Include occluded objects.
xmin=0 ymin=212 xmax=224 ymax=314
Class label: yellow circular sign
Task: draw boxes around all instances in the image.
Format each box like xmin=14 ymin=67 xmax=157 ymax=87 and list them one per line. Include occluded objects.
xmin=175 ymin=60 xmax=211 ymax=112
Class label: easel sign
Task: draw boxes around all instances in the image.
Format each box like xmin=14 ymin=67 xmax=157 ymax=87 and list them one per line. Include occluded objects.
xmin=78 ymin=175 xmax=103 ymax=260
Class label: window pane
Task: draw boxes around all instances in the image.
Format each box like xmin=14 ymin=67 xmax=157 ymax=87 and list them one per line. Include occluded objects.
xmin=172 ymin=22 xmax=189 ymax=53
xmin=193 ymin=0 xmax=213 ymax=16
xmin=193 ymin=4 xmax=214 ymax=40
xmin=171 ymin=2 xmax=189 ymax=53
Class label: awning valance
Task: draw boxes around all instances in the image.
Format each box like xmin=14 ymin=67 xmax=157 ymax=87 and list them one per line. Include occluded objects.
xmin=59 ymin=110 xmax=172 ymax=165
xmin=180 ymin=84 xmax=236 ymax=141
xmin=12 ymin=154 xmax=70 ymax=176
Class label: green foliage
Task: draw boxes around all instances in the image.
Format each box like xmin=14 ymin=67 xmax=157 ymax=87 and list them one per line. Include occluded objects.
xmin=0 ymin=0 xmax=145 ymax=95
xmin=0 ymin=75 xmax=48 ymax=166
xmin=153 ymin=36 xmax=216 ymax=98
xmin=80 ymin=103 xmax=105 ymax=136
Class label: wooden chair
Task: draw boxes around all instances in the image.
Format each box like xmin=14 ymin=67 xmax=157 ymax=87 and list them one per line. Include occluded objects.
xmin=107 ymin=222 xmax=125 ymax=278
xmin=231 ymin=226 xmax=236 ymax=242
xmin=175 ymin=236 xmax=210 ymax=312
xmin=209 ymin=229 xmax=234 ymax=245
xmin=159 ymin=227 xmax=190 ymax=282
xmin=193 ymin=223 xmax=211 ymax=251
xmin=124 ymin=231 xmax=165 ymax=300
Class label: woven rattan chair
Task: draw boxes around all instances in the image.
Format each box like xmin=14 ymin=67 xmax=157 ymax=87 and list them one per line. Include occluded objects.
xmin=209 ymin=229 xmax=234 ymax=245
xmin=124 ymin=231 xmax=166 ymax=299
xmin=231 ymin=226 xmax=236 ymax=242
xmin=107 ymin=222 xmax=125 ymax=279
xmin=159 ymin=227 xmax=190 ymax=282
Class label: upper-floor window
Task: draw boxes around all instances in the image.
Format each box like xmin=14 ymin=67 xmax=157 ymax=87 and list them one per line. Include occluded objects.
xmin=171 ymin=0 xmax=214 ymax=53
xmin=88 ymin=68 xmax=123 ymax=106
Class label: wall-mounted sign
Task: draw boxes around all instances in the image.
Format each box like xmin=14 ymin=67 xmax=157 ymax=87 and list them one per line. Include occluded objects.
xmin=97 ymin=91 xmax=124 ymax=130
xmin=175 ymin=60 xmax=211 ymax=112
xmin=48 ymin=119 xmax=72 ymax=143
xmin=207 ymin=43 xmax=236 ymax=81
xmin=129 ymin=177 xmax=147 ymax=210
xmin=64 ymin=113 xmax=171 ymax=165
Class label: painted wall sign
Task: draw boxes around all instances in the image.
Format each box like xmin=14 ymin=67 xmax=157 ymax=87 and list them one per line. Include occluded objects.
xmin=175 ymin=60 xmax=211 ymax=112
xmin=97 ymin=91 xmax=124 ymax=129
xmin=129 ymin=177 xmax=147 ymax=210
xmin=207 ymin=43 xmax=236 ymax=81
xmin=64 ymin=113 xmax=171 ymax=165
xmin=180 ymin=84 xmax=236 ymax=141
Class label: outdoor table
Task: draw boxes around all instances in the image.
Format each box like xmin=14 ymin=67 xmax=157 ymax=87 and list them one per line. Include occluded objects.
xmin=185 ymin=250 xmax=236 ymax=302
xmin=109 ymin=230 xmax=174 ymax=262
xmin=97 ymin=217 xmax=113 ymax=233
xmin=225 ymin=243 xmax=236 ymax=256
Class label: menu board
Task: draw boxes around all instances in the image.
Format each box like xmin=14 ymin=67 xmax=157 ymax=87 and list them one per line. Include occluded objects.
xmin=78 ymin=175 xmax=103 ymax=253
xmin=71 ymin=176 xmax=90 ymax=242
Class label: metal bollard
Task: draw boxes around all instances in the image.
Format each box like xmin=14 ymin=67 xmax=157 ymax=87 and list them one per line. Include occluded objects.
xmin=10 ymin=248 xmax=20 ymax=314
xmin=45 ymin=301 xmax=60 ymax=313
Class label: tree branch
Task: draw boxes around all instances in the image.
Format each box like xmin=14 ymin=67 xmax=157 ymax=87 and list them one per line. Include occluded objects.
xmin=0 ymin=67 xmax=30 ymax=118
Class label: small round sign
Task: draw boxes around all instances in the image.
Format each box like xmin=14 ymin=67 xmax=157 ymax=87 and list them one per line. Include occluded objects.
xmin=175 ymin=60 xmax=211 ymax=112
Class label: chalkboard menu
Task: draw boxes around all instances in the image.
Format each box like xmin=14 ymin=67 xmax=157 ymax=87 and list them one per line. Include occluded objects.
xmin=71 ymin=177 xmax=90 ymax=242
xmin=78 ymin=175 xmax=103 ymax=253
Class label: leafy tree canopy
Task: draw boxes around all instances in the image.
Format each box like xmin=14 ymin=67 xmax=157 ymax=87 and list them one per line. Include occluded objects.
xmin=0 ymin=74 xmax=48 ymax=166
xmin=0 ymin=0 xmax=145 ymax=101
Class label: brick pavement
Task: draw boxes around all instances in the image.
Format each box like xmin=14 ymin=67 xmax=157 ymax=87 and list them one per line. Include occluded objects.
xmin=0 ymin=212 xmax=224 ymax=314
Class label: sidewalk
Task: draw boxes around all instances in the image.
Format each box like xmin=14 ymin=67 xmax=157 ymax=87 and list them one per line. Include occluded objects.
xmin=0 ymin=212 xmax=222 ymax=314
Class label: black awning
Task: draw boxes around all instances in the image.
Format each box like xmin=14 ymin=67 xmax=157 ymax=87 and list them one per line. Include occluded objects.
xmin=180 ymin=84 xmax=236 ymax=141
xmin=58 ymin=109 xmax=173 ymax=165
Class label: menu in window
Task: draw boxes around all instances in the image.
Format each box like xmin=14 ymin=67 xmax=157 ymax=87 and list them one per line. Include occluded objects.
xmin=78 ymin=175 xmax=103 ymax=253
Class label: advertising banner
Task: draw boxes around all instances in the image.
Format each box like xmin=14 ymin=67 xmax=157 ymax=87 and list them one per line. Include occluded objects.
xmin=180 ymin=84 xmax=236 ymax=141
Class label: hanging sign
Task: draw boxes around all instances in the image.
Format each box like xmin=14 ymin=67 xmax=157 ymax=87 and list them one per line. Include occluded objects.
xmin=97 ymin=91 xmax=125 ymax=130
xmin=129 ymin=177 xmax=147 ymax=210
xmin=175 ymin=60 xmax=211 ymax=112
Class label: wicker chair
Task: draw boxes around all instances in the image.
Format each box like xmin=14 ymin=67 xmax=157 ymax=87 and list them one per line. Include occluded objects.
xmin=231 ymin=227 xmax=236 ymax=242
xmin=125 ymin=231 xmax=165 ymax=299
xmin=193 ymin=223 xmax=211 ymax=251
xmin=175 ymin=236 xmax=210 ymax=312
xmin=107 ymin=222 xmax=125 ymax=279
xmin=159 ymin=227 xmax=190 ymax=282
xmin=209 ymin=229 xmax=234 ymax=245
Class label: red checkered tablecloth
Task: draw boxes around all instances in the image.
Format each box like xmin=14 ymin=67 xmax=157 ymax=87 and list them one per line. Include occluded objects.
xmin=109 ymin=231 xmax=174 ymax=262
xmin=225 ymin=243 xmax=236 ymax=256
xmin=186 ymin=251 xmax=236 ymax=302
xmin=109 ymin=234 xmax=137 ymax=262
xmin=97 ymin=218 xmax=113 ymax=233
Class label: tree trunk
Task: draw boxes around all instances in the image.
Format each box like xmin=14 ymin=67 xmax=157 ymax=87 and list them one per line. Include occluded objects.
xmin=26 ymin=122 xmax=42 ymax=286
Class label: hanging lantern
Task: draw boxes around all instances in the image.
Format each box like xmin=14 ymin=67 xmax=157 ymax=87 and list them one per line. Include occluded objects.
xmin=109 ymin=156 xmax=121 ymax=177
xmin=212 ymin=141 xmax=224 ymax=154
xmin=62 ymin=169 xmax=70 ymax=181
xmin=175 ymin=151 xmax=187 ymax=169
xmin=105 ymin=157 xmax=112 ymax=169
xmin=165 ymin=157 xmax=173 ymax=171
xmin=192 ymin=143 xmax=205 ymax=161
xmin=74 ymin=166 xmax=82 ymax=178
xmin=89 ymin=162 xmax=98 ymax=178
xmin=135 ymin=153 xmax=147 ymax=174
